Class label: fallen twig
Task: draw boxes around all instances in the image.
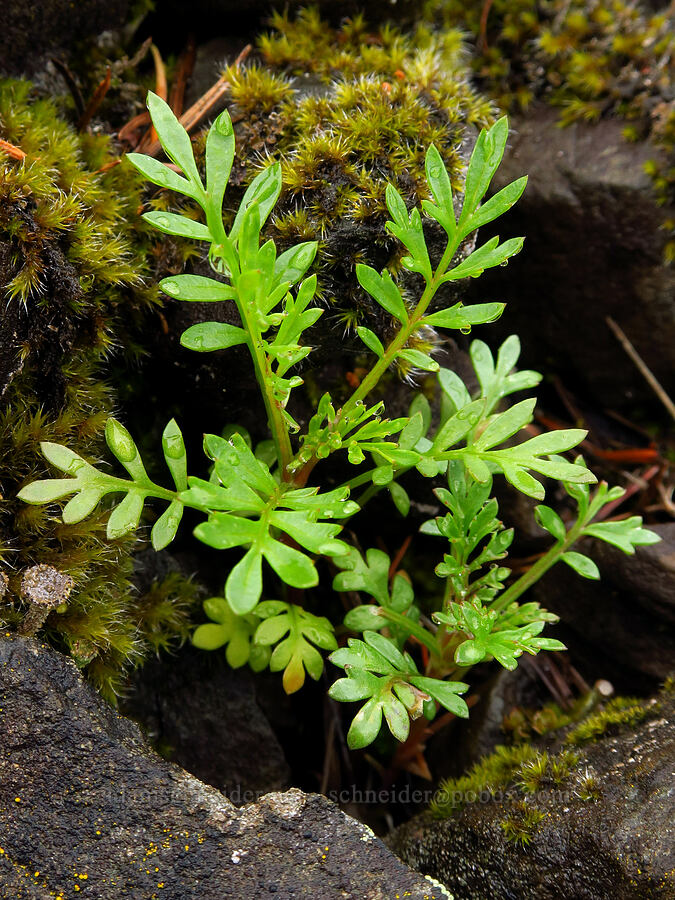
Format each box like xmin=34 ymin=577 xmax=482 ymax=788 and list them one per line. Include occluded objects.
xmin=606 ymin=315 xmax=675 ymax=422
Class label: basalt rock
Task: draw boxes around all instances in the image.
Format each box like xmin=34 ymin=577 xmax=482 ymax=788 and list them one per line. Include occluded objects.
xmin=1 ymin=0 xmax=130 ymax=76
xmin=463 ymin=105 xmax=675 ymax=412
xmin=0 ymin=633 xmax=450 ymax=899
xmin=390 ymin=690 xmax=675 ymax=900
xmin=122 ymin=645 xmax=292 ymax=801
xmin=531 ymin=525 xmax=675 ymax=688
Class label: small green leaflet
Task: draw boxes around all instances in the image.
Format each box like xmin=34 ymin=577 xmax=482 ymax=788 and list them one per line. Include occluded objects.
xmin=329 ymin=631 xmax=468 ymax=748
xmin=255 ymin=601 xmax=337 ymax=693
xmin=357 ymin=326 xmax=384 ymax=358
xmin=582 ymin=517 xmax=661 ymax=554
xmin=180 ymin=322 xmax=248 ymax=352
xmin=193 ymin=596 xmax=270 ymax=671
xmin=356 ymin=264 xmax=408 ymax=325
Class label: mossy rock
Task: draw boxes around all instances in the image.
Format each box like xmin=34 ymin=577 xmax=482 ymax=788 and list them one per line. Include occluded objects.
xmin=390 ymin=690 xmax=674 ymax=899
xmin=0 ymin=79 xmax=200 ymax=700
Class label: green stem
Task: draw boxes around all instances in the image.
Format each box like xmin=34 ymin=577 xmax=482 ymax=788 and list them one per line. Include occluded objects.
xmin=490 ymin=517 xmax=587 ymax=613
xmin=290 ymin=235 xmax=461 ymax=487
xmin=205 ymin=208 xmax=294 ymax=478
xmin=336 ymin=237 xmax=459 ymax=424
xmin=378 ymin=608 xmax=441 ymax=658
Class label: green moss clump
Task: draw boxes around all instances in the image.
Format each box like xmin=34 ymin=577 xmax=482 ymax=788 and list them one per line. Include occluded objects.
xmin=204 ymin=8 xmax=493 ymax=339
xmin=0 ymin=79 xmax=200 ymax=701
xmin=430 ymin=743 xmax=541 ymax=817
xmin=565 ymin=695 xmax=657 ymax=745
xmin=430 ymin=692 xmax=661 ymax=817
xmin=421 ymin=0 xmax=675 ymax=259
xmin=500 ymin=800 xmax=545 ymax=846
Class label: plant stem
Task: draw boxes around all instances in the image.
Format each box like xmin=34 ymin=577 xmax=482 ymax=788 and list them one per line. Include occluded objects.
xmin=490 ymin=518 xmax=586 ymax=613
xmin=378 ymin=607 xmax=441 ymax=658
xmin=292 ymin=234 xmax=462 ymax=486
xmin=337 ymin=237 xmax=459 ymax=424
xmin=205 ymin=208 xmax=293 ymax=478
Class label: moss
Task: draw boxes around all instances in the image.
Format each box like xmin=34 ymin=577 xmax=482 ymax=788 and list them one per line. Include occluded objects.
xmin=430 ymin=743 xmax=541 ymax=817
xmin=499 ymin=800 xmax=545 ymax=846
xmin=0 ymin=79 xmax=200 ymax=700
xmin=422 ymin=0 xmax=675 ymax=259
xmin=565 ymin=695 xmax=658 ymax=746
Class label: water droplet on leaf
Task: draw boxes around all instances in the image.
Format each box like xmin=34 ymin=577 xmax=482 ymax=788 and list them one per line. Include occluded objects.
xmin=164 ymin=435 xmax=184 ymax=459
xmin=215 ymin=114 xmax=232 ymax=136
xmin=163 ymin=280 xmax=180 ymax=296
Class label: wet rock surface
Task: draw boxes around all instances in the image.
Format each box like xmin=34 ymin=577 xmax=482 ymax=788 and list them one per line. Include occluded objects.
xmin=465 ymin=104 xmax=675 ymax=411
xmin=391 ymin=690 xmax=675 ymax=900
xmin=122 ymin=645 xmax=292 ymax=801
xmin=152 ymin=0 xmax=421 ymax=37
xmin=1 ymin=0 xmax=130 ymax=76
xmin=0 ymin=633 xmax=449 ymax=899
xmin=532 ymin=525 xmax=675 ymax=686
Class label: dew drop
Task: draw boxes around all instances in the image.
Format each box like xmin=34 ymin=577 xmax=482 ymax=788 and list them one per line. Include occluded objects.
xmin=460 ymin=326 xmax=472 ymax=335
xmin=164 ymin=435 xmax=184 ymax=459
xmin=215 ymin=114 xmax=232 ymax=136
xmin=429 ymin=166 xmax=442 ymax=178
xmin=227 ymin=452 xmax=240 ymax=466
xmin=163 ymin=280 xmax=180 ymax=296
xmin=155 ymin=215 xmax=170 ymax=228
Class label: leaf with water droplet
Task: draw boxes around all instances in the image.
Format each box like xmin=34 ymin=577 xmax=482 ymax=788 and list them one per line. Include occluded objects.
xmin=146 ymin=91 xmax=203 ymax=188
xmin=143 ymin=211 xmax=212 ymax=241
xmin=180 ymin=322 xmax=247 ymax=353
xmin=162 ymin=419 xmax=188 ymax=490
xmin=151 ymin=499 xmax=184 ymax=550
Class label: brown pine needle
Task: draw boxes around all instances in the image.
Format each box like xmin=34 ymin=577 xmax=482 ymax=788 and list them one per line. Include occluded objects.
xmin=606 ymin=316 xmax=675 ymax=422
xmin=0 ymin=138 xmax=26 ymax=160
xmin=140 ymin=43 xmax=252 ymax=158
xmin=77 ymin=66 xmax=112 ymax=132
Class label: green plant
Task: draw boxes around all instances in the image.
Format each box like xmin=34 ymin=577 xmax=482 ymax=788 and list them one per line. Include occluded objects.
xmin=18 ymin=93 xmax=659 ymax=747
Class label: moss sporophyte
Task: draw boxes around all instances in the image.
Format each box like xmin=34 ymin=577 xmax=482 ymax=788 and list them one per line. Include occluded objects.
xmin=18 ymin=92 xmax=659 ymax=750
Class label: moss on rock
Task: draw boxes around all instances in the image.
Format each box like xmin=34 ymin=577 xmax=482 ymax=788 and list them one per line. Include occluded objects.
xmin=422 ymin=0 xmax=675 ymax=259
xmin=0 ymin=79 xmax=200 ymax=700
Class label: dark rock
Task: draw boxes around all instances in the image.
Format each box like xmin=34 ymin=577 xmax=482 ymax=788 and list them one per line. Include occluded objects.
xmin=464 ymin=104 xmax=675 ymax=411
xmin=0 ymin=633 xmax=449 ymax=899
xmin=391 ymin=691 xmax=675 ymax=900
xmin=532 ymin=528 xmax=675 ymax=685
xmin=122 ymin=646 xmax=292 ymax=801
xmin=1 ymin=0 xmax=130 ymax=76
xmin=152 ymin=0 xmax=422 ymax=41
xmin=592 ymin=523 xmax=675 ymax=625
